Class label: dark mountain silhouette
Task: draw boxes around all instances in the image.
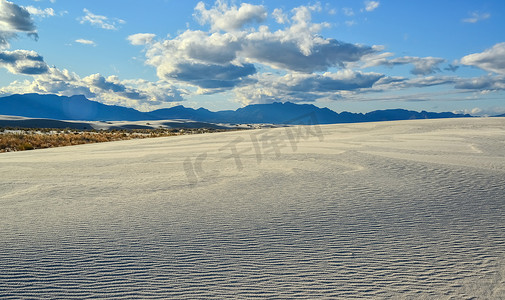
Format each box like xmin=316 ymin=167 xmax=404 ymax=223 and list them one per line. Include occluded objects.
xmin=492 ymin=113 xmax=505 ymax=117
xmin=149 ymin=102 xmax=342 ymax=124
xmin=135 ymin=101 xmax=472 ymax=124
xmin=149 ymin=105 xmax=218 ymax=122
xmin=363 ymin=109 xmax=470 ymax=122
xmin=0 ymin=93 xmax=472 ymax=125
xmin=0 ymin=93 xmax=147 ymax=121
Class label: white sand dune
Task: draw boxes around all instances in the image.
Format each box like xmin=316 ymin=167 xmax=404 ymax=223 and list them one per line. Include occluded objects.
xmin=0 ymin=115 xmax=239 ymax=130
xmin=1 ymin=118 xmax=504 ymax=299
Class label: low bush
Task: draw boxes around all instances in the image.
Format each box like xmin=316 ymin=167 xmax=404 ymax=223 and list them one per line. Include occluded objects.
xmin=0 ymin=127 xmax=234 ymax=153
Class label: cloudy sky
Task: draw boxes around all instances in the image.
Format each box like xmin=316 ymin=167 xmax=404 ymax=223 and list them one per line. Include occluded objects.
xmin=1 ymin=0 xmax=504 ymax=114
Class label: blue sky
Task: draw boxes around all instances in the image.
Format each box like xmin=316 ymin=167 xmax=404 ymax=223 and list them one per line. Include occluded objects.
xmin=1 ymin=0 xmax=504 ymax=115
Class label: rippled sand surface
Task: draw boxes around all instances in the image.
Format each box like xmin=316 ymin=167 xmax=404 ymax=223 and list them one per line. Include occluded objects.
xmin=1 ymin=118 xmax=504 ymax=299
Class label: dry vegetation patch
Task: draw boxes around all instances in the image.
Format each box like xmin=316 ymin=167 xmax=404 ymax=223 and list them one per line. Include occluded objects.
xmin=0 ymin=127 xmax=231 ymax=153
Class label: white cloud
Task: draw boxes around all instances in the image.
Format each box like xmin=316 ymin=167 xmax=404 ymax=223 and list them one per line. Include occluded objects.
xmin=364 ymin=1 xmax=380 ymax=12
xmin=194 ymin=1 xmax=267 ymax=32
xmin=453 ymin=107 xmax=483 ymax=116
xmin=0 ymin=67 xmax=185 ymax=110
xmin=0 ymin=50 xmax=49 ymax=75
xmin=401 ymin=57 xmax=445 ymax=75
xmin=0 ymin=0 xmax=38 ymax=48
xmin=127 ymin=33 xmax=156 ymax=46
xmin=455 ymin=75 xmax=505 ymax=91
xmin=460 ymin=42 xmax=505 ymax=74
xmin=144 ymin=29 xmax=248 ymax=92
xmin=140 ymin=3 xmax=377 ymax=94
xmin=24 ymin=6 xmax=55 ymax=18
xmin=75 ymin=39 xmax=96 ymax=46
xmin=242 ymin=5 xmax=371 ymax=71
xmin=234 ymin=70 xmax=384 ymax=105
xmin=399 ymin=76 xmax=457 ymax=88
xmin=360 ymin=53 xmax=445 ymax=75
xmin=373 ymin=73 xmax=505 ymax=94
xmin=343 ymin=7 xmax=355 ymax=17
xmin=462 ymin=11 xmax=490 ymax=23
xmin=78 ymin=8 xmax=125 ymax=30
xmin=453 ymin=107 xmax=505 ymax=117
xmin=272 ymin=8 xmax=288 ymax=24
xmin=1 ymin=68 xmax=95 ymax=99
xmin=158 ymin=61 xmax=257 ymax=93
xmin=241 ymin=30 xmax=373 ymax=73
xmin=121 ymin=78 xmax=187 ymax=107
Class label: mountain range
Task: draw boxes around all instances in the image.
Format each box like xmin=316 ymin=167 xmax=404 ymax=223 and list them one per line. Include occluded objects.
xmin=0 ymin=93 xmax=473 ymax=125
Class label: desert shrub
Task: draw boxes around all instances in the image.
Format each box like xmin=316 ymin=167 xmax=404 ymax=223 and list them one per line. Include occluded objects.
xmin=0 ymin=126 xmax=237 ymax=153
xmin=18 ymin=142 xmax=34 ymax=151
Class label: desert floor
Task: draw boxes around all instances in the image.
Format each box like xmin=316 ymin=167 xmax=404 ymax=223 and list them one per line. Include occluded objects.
xmin=1 ymin=118 xmax=504 ymax=299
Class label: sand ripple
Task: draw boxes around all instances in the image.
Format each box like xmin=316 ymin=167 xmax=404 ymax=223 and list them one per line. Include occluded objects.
xmin=1 ymin=118 xmax=504 ymax=299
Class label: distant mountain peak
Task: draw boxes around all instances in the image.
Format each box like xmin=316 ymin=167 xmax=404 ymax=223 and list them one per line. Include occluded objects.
xmin=0 ymin=93 xmax=472 ymax=124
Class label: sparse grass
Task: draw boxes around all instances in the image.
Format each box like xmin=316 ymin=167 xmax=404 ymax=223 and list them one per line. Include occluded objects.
xmin=0 ymin=127 xmax=233 ymax=153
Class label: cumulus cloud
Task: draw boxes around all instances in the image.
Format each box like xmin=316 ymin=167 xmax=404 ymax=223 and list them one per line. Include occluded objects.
xmin=81 ymin=73 xmax=184 ymax=108
xmin=121 ymin=78 xmax=186 ymax=106
xmin=1 ymin=68 xmax=96 ymax=99
xmin=400 ymin=76 xmax=457 ymax=88
xmin=249 ymin=4 xmax=374 ymax=70
xmin=78 ymin=8 xmax=125 ymax=30
xmin=462 ymin=11 xmax=490 ymax=23
xmin=455 ymin=75 xmax=505 ymax=91
xmin=360 ymin=53 xmax=445 ymax=75
xmin=284 ymin=70 xmax=383 ymax=92
xmin=234 ymin=70 xmax=384 ymax=104
xmin=142 ymin=29 xmax=252 ymax=91
xmin=81 ymin=73 xmax=183 ymax=105
xmin=453 ymin=107 xmax=483 ymax=116
xmin=0 ymin=67 xmax=185 ymax=110
xmin=75 ymin=39 xmax=96 ymax=46
xmin=460 ymin=42 xmax=505 ymax=74
xmin=127 ymin=33 xmax=156 ymax=45
xmin=369 ymin=71 xmax=505 ymax=97
xmin=364 ymin=1 xmax=380 ymax=12
xmin=241 ymin=12 xmax=374 ymax=72
xmin=374 ymin=73 xmax=505 ymax=95
xmin=0 ymin=0 xmax=38 ymax=48
xmin=242 ymin=36 xmax=374 ymax=73
xmin=395 ymin=57 xmax=445 ymax=75
xmin=194 ymin=1 xmax=267 ymax=32
xmin=24 ymin=6 xmax=55 ymax=18
xmin=137 ymin=1 xmax=377 ymax=94
xmin=159 ymin=62 xmax=256 ymax=92
xmin=272 ymin=8 xmax=288 ymax=24
xmin=370 ymin=75 xmax=463 ymax=92
xmin=0 ymin=50 xmax=49 ymax=75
